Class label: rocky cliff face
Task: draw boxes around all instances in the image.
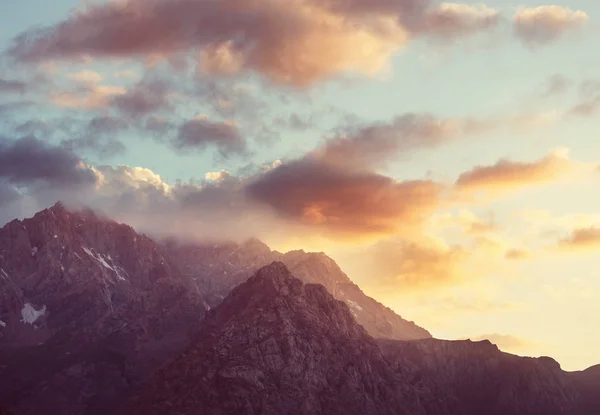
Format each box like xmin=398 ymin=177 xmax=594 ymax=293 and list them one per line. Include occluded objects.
xmin=118 ymin=262 xmax=420 ymax=415
xmin=380 ymin=339 xmax=581 ymax=415
xmin=0 ymin=203 xmax=427 ymax=414
xmin=119 ymin=262 xmax=598 ymax=415
xmin=1 ymin=204 xmax=599 ymax=415
xmin=0 ymin=203 xmax=209 ymax=415
xmin=168 ymin=240 xmax=431 ymax=340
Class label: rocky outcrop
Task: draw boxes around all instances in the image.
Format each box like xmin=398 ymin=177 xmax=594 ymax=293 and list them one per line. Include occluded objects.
xmin=119 ymin=263 xmax=599 ymax=415
xmin=0 ymin=203 xmax=209 ymax=415
xmin=168 ymin=241 xmax=430 ymax=340
xmin=118 ymin=262 xmax=420 ymax=415
xmin=2 ymin=204 xmax=599 ymax=415
xmin=380 ymin=339 xmax=581 ymax=415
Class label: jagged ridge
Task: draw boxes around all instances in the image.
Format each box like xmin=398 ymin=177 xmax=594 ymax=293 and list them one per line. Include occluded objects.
xmin=119 ymin=262 xmax=600 ymax=415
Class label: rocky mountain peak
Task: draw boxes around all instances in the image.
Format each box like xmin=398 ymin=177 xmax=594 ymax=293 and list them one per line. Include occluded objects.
xmin=242 ymin=261 xmax=300 ymax=296
xmin=241 ymin=237 xmax=272 ymax=256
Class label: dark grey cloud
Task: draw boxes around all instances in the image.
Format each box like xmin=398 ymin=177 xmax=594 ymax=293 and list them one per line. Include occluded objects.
xmin=272 ymin=113 xmax=318 ymax=132
xmin=111 ymin=79 xmax=172 ymax=117
xmin=0 ymin=136 xmax=98 ymax=186
xmin=174 ymin=117 xmax=246 ymax=157
xmin=0 ymin=181 xmax=21 ymax=206
xmin=61 ymin=135 xmax=126 ymax=159
xmin=60 ymin=115 xmax=129 ymax=158
xmin=0 ymin=78 xmax=26 ymax=94
xmin=14 ymin=117 xmax=76 ymax=138
xmin=314 ymin=113 xmax=462 ymax=170
xmin=0 ymin=101 xmax=35 ymax=116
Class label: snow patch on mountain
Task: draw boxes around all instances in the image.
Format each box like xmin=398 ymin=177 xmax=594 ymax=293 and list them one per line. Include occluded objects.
xmin=82 ymin=247 xmax=127 ymax=281
xmin=21 ymin=303 xmax=46 ymax=325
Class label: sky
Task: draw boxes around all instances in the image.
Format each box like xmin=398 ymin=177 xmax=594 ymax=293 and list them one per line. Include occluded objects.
xmin=0 ymin=0 xmax=599 ymax=371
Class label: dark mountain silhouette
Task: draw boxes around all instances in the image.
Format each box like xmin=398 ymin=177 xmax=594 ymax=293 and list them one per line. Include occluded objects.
xmin=0 ymin=203 xmax=209 ymax=415
xmin=0 ymin=203 xmax=598 ymax=414
xmin=119 ymin=262 xmax=599 ymax=415
xmin=167 ymin=239 xmax=430 ymax=340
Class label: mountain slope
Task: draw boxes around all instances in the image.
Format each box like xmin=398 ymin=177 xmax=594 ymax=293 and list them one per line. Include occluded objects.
xmin=118 ymin=262 xmax=420 ymax=415
xmin=119 ymin=263 xmax=598 ymax=415
xmin=0 ymin=203 xmax=209 ymax=415
xmin=168 ymin=240 xmax=430 ymax=340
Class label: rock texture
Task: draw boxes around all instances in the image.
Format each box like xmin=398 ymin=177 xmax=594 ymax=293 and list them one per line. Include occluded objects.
xmin=118 ymin=262 xmax=419 ymax=415
xmin=380 ymin=339 xmax=582 ymax=415
xmin=0 ymin=203 xmax=209 ymax=415
xmin=119 ymin=262 xmax=600 ymax=415
xmin=1 ymin=204 xmax=599 ymax=415
xmin=120 ymin=262 xmax=600 ymax=415
xmin=0 ymin=203 xmax=427 ymax=414
xmin=168 ymin=239 xmax=430 ymax=340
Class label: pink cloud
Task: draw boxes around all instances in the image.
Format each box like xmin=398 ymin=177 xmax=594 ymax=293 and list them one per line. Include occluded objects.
xmin=7 ymin=0 xmax=503 ymax=87
xmin=514 ymin=6 xmax=589 ymax=46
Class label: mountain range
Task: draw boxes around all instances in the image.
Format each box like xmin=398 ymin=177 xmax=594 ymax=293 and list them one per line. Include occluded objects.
xmin=0 ymin=202 xmax=598 ymax=414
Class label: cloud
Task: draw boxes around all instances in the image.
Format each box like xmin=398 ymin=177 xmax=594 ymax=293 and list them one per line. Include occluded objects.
xmin=5 ymin=0 xmax=409 ymax=87
xmin=431 ymin=209 xmax=498 ymax=236
xmin=504 ymin=248 xmax=532 ymax=260
xmin=423 ymin=3 xmax=500 ymax=40
xmin=0 ymin=181 xmax=22 ymax=207
xmin=52 ymin=163 xmax=287 ymax=243
xmin=246 ymin=157 xmax=441 ymax=237
xmin=0 ymin=101 xmax=35 ymax=115
xmin=567 ymin=94 xmax=600 ymax=117
xmin=51 ymin=84 xmax=126 ymax=109
xmin=514 ymin=6 xmax=589 ymax=47
xmin=5 ymin=0 xmax=504 ymax=87
xmin=313 ymin=110 xmax=561 ymax=172
xmin=110 ymin=78 xmax=172 ymax=117
xmin=273 ymin=113 xmax=318 ymax=132
xmin=0 ymin=136 xmax=98 ymax=187
xmin=356 ymin=237 xmax=470 ymax=287
xmin=455 ymin=149 xmax=576 ymax=194
xmin=174 ymin=116 xmax=246 ymax=157
xmin=67 ymin=70 xmax=103 ymax=85
xmin=558 ymin=227 xmax=600 ymax=251
xmin=204 ymin=169 xmax=233 ymax=183
xmin=315 ymin=113 xmax=463 ymax=170
xmin=143 ymin=116 xmax=176 ymax=137
xmin=14 ymin=118 xmax=76 ymax=139
xmin=541 ymin=74 xmax=572 ymax=97
xmin=0 ymin=78 xmax=27 ymax=94
xmin=60 ymin=115 xmax=129 ymax=158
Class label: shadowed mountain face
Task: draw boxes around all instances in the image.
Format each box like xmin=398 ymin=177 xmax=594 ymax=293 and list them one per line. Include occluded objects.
xmin=167 ymin=239 xmax=431 ymax=341
xmin=0 ymin=204 xmax=599 ymax=415
xmin=0 ymin=203 xmax=210 ymax=415
xmin=119 ymin=262 xmax=599 ymax=415
xmin=118 ymin=262 xmax=421 ymax=415
xmin=0 ymin=203 xmax=427 ymax=414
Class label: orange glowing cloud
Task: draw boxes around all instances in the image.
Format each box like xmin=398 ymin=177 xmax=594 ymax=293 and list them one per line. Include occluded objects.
xmin=7 ymin=0 xmax=504 ymax=87
xmin=50 ymin=70 xmax=126 ymax=109
xmin=504 ymin=248 xmax=532 ymax=261
xmin=455 ymin=149 xmax=575 ymax=195
xmin=558 ymin=227 xmax=600 ymax=251
xmin=246 ymin=158 xmax=442 ymax=237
